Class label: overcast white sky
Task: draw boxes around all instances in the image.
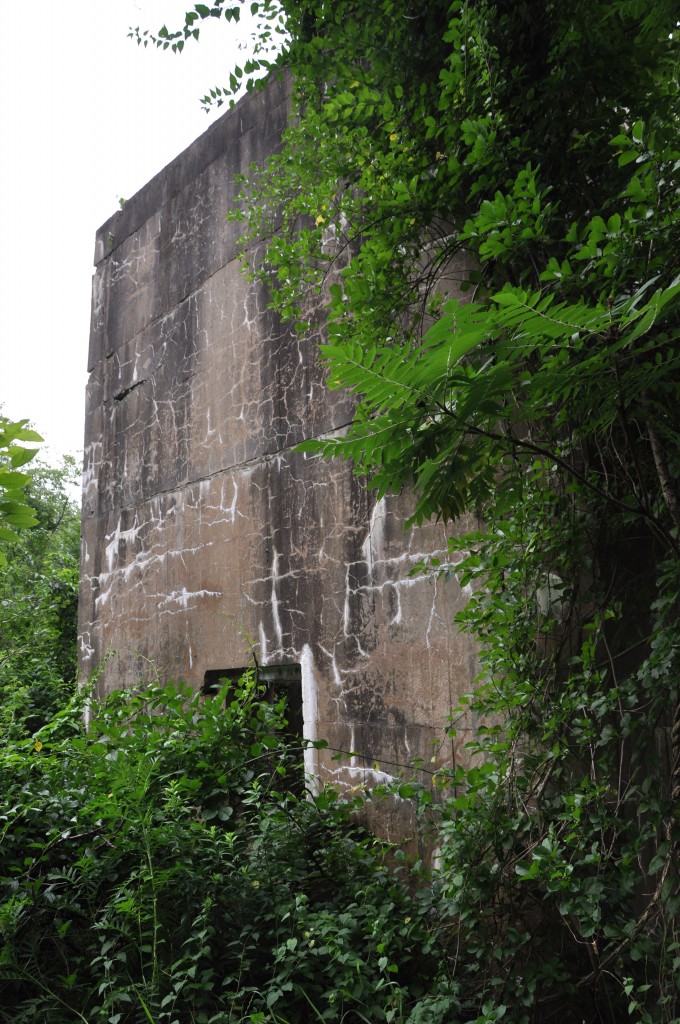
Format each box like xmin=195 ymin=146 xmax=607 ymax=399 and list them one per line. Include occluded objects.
xmin=0 ymin=0 xmax=253 ymax=465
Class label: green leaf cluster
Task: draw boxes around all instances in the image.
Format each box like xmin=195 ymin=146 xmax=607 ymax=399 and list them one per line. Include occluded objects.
xmin=0 ymin=457 xmax=80 ymax=740
xmin=129 ymin=1 xmax=283 ymax=102
xmin=0 ymin=416 xmax=42 ymax=565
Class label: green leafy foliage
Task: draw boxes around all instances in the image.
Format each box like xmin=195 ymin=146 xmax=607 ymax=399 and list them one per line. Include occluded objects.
xmin=0 ymin=415 xmax=42 ymax=565
xmin=0 ymin=458 xmax=80 ymax=740
xmin=130 ymin=0 xmax=285 ymax=103
xmin=416 ymin=507 xmax=680 ymax=1020
xmin=0 ymin=679 xmax=437 ymax=1024
xmin=226 ymin=3 xmax=679 ymax=535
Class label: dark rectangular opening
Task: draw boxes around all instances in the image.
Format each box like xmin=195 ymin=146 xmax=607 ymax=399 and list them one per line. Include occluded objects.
xmin=202 ymin=663 xmax=303 ymax=740
xmin=202 ymin=663 xmax=304 ymax=792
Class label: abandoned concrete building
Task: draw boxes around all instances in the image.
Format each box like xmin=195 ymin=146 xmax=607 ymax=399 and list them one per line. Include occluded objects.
xmin=79 ymin=72 xmax=477 ymax=808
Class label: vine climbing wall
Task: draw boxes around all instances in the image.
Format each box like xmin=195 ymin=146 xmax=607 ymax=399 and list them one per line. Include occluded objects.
xmin=79 ymin=72 xmax=476 ymax=821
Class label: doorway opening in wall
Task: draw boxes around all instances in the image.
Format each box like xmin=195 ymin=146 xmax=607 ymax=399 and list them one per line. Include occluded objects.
xmin=202 ymin=663 xmax=302 ymax=733
xmin=202 ymin=663 xmax=304 ymax=787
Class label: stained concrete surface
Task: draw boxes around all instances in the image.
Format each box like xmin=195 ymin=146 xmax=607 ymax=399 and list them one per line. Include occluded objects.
xmin=80 ymin=71 xmax=477 ymax=827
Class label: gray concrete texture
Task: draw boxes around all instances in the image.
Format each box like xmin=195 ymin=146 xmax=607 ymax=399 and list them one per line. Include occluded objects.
xmin=80 ymin=71 xmax=478 ymax=824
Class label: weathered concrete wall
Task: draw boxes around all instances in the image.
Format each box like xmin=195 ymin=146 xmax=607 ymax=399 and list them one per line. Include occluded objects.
xmin=80 ymin=72 xmax=477 ymax=820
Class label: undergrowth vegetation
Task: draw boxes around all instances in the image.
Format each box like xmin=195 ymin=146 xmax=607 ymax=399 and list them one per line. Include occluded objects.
xmin=1 ymin=658 xmax=677 ymax=1022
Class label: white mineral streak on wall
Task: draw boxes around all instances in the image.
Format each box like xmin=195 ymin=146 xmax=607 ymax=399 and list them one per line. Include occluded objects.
xmin=270 ymin=549 xmax=283 ymax=650
xmin=300 ymin=643 xmax=319 ymax=785
xmin=258 ymin=622 xmax=269 ymax=662
xmin=79 ymin=634 xmax=94 ymax=661
xmin=318 ymin=643 xmax=342 ymax=687
xmin=361 ymin=496 xmax=386 ymax=579
xmin=82 ymin=441 xmax=101 ymax=494
xmin=425 ymin=574 xmax=439 ymax=649
xmin=159 ymin=588 xmax=222 ymax=610
xmin=342 ymin=564 xmax=351 ymax=637
xmin=326 ymin=724 xmax=397 ymax=788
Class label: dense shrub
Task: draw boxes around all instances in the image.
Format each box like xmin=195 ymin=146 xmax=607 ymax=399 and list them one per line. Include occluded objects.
xmin=0 ymin=458 xmax=79 ymax=740
xmin=0 ymin=677 xmax=436 ymax=1024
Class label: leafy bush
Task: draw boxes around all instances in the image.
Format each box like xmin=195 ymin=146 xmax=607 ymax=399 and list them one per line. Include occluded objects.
xmin=0 ymin=677 xmax=437 ymax=1024
xmin=412 ymin=517 xmax=680 ymax=1022
xmin=0 ymin=416 xmax=42 ymax=564
xmin=0 ymin=458 xmax=79 ymax=740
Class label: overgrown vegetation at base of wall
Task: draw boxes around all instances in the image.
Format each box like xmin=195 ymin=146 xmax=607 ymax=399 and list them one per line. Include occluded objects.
xmin=0 ymin=679 xmax=440 ymax=1024
xmin=1 ymin=671 xmax=678 ymax=1023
